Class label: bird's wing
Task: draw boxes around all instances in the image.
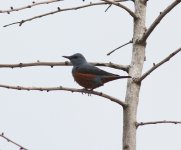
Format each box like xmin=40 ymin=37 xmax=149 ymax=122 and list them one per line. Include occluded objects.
xmin=76 ymin=64 xmax=117 ymax=76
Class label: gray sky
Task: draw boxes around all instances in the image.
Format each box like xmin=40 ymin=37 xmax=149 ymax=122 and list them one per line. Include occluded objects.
xmin=0 ymin=1 xmax=181 ymax=150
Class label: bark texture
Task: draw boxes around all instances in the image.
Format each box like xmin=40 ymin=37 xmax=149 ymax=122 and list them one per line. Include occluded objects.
xmin=123 ymin=0 xmax=146 ymax=150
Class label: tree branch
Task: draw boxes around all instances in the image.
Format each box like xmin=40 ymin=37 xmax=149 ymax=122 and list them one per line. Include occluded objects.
xmin=93 ymin=62 xmax=129 ymax=72
xmin=3 ymin=1 xmax=136 ymax=27
xmin=138 ymin=47 xmax=181 ymax=82
xmin=0 ymin=0 xmax=63 ymax=14
xmin=0 ymin=84 xmax=127 ymax=108
xmin=0 ymin=0 xmax=125 ymax=14
xmin=101 ymin=0 xmax=137 ymax=19
xmin=136 ymin=120 xmax=181 ymax=128
xmin=107 ymin=39 xmax=133 ymax=56
xmin=139 ymin=0 xmax=181 ymax=43
xmin=3 ymin=2 xmax=110 ymax=27
xmin=105 ymin=0 xmax=133 ymax=12
xmin=0 ymin=132 xmax=28 ymax=150
xmin=0 ymin=61 xmax=129 ymax=72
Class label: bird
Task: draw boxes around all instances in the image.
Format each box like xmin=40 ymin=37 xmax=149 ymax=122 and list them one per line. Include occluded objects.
xmin=63 ymin=53 xmax=131 ymax=90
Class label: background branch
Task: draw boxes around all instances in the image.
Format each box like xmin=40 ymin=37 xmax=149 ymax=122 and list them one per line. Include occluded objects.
xmin=3 ymin=0 xmax=136 ymax=27
xmin=101 ymin=0 xmax=137 ymax=18
xmin=0 ymin=132 xmax=28 ymax=150
xmin=137 ymin=120 xmax=181 ymax=128
xmin=0 ymin=0 xmax=132 ymax=14
xmin=3 ymin=2 xmax=111 ymax=27
xmin=104 ymin=0 xmax=133 ymax=12
xmin=139 ymin=0 xmax=181 ymax=43
xmin=0 ymin=84 xmax=127 ymax=108
xmin=138 ymin=47 xmax=181 ymax=82
xmin=0 ymin=0 xmax=63 ymax=14
xmin=107 ymin=39 xmax=133 ymax=56
xmin=0 ymin=61 xmax=129 ymax=72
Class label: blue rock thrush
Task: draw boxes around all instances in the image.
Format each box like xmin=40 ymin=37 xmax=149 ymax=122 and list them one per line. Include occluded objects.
xmin=63 ymin=53 xmax=131 ymax=90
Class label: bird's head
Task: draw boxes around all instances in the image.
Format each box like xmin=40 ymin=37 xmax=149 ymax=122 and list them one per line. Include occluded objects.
xmin=63 ymin=53 xmax=87 ymax=67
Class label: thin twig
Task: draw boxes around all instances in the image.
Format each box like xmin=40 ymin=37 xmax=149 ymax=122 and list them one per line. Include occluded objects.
xmin=0 ymin=0 xmax=63 ymax=14
xmin=107 ymin=40 xmax=133 ymax=56
xmin=0 ymin=132 xmax=28 ymax=150
xmin=3 ymin=1 xmax=136 ymax=27
xmin=105 ymin=4 xmax=112 ymax=12
xmin=101 ymin=0 xmax=137 ymax=19
xmin=138 ymin=47 xmax=181 ymax=82
xmin=139 ymin=0 xmax=181 ymax=43
xmin=136 ymin=120 xmax=181 ymax=128
xmin=0 ymin=61 xmax=129 ymax=72
xmin=104 ymin=0 xmax=134 ymax=12
xmin=3 ymin=2 xmax=110 ymax=27
xmin=0 ymin=84 xmax=127 ymax=107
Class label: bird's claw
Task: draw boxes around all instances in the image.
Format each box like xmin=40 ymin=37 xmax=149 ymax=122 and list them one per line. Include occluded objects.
xmin=81 ymin=88 xmax=93 ymax=96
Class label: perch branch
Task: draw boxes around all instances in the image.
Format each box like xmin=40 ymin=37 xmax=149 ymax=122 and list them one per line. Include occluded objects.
xmin=107 ymin=39 xmax=133 ymax=56
xmin=3 ymin=1 xmax=135 ymax=27
xmin=0 ymin=132 xmax=28 ymax=150
xmin=0 ymin=61 xmax=129 ymax=72
xmin=138 ymin=47 xmax=181 ymax=82
xmin=0 ymin=0 xmax=63 ymax=14
xmin=0 ymin=84 xmax=127 ymax=108
xmin=139 ymin=0 xmax=181 ymax=43
xmin=137 ymin=120 xmax=181 ymax=128
xmin=101 ymin=0 xmax=137 ymax=19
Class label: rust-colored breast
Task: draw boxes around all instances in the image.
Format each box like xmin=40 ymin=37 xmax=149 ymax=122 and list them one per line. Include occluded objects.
xmin=73 ymin=71 xmax=97 ymax=89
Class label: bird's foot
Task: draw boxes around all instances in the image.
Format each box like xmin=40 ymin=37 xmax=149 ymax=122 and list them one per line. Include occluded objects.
xmin=81 ymin=88 xmax=93 ymax=96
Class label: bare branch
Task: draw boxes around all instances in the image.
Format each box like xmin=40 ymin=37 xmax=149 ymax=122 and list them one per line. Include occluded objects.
xmin=139 ymin=0 xmax=181 ymax=43
xmin=137 ymin=120 xmax=181 ymax=128
xmin=3 ymin=2 xmax=110 ymax=27
xmin=137 ymin=47 xmax=181 ymax=82
xmin=93 ymin=62 xmax=129 ymax=72
xmin=0 ymin=84 xmax=127 ymax=107
xmin=3 ymin=1 xmax=136 ymax=27
xmin=104 ymin=0 xmax=134 ymax=12
xmin=0 ymin=0 xmax=63 ymax=14
xmin=101 ymin=0 xmax=137 ymax=19
xmin=0 ymin=61 xmax=129 ymax=72
xmin=0 ymin=132 xmax=28 ymax=150
xmin=105 ymin=4 xmax=112 ymax=12
xmin=107 ymin=39 xmax=133 ymax=56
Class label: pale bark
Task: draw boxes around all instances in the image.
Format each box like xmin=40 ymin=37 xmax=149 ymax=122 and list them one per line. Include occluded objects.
xmin=123 ymin=0 xmax=146 ymax=150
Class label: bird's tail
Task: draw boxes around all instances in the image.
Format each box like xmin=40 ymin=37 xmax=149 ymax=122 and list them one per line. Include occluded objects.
xmin=102 ymin=75 xmax=131 ymax=83
xmin=117 ymin=75 xmax=132 ymax=79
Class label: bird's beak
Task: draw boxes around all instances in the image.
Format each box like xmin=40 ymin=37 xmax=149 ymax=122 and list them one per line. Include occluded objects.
xmin=62 ymin=55 xmax=70 ymax=59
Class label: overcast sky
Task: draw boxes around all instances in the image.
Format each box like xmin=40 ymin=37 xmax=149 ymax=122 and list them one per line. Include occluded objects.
xmin=0 ymin=1 xmax=181 ymax=150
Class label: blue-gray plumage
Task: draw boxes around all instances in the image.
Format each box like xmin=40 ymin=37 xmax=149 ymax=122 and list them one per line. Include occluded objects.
xmin=63 ymin=53 xmax=131 ymax=90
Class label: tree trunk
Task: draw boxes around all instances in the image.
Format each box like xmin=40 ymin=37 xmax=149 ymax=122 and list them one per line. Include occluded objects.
xmin=122 ymin=0 xmax=146 ymax=150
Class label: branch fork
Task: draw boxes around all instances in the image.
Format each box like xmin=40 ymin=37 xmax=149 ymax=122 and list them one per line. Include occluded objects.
xmin=139 ymin=0 xmax=181 ymax=43
xmin=138 ymin=47 xmax=181 ymax=82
